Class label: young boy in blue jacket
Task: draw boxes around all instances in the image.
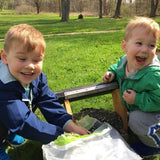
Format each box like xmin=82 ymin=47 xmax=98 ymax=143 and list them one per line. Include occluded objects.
xmin=103 ymin=17 xmax=160 ymax=157
xmin=0 ymin=24 xmax=90 ymax=160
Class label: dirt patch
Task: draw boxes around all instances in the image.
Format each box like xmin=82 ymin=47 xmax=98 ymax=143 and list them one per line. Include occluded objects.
xmin=73 ymin=108 xmax=128 ymax=140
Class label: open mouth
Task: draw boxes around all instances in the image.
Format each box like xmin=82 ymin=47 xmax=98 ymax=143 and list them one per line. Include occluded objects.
xmin=21 ymin=72 xmax=34 ymax=77
xmin=136 ymin=56 xmax=146 ymax=65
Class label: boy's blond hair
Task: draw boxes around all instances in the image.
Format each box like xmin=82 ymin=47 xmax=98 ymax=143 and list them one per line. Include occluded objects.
xmin=4 ymin=24 xmax=46 ymax=53
xmin=124 ymin=17 xmax=160 ymax=42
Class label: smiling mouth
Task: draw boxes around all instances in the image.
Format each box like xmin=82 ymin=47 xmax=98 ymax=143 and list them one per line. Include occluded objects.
xmin=136 ymin=56 xmax=146 ymax=64
xmin=21 ymin=72 xmax=34 ymax=76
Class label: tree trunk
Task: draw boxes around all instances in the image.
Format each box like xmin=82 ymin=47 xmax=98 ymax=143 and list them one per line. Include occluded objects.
xmin=61 ymin=0 xmax=70 ymax=22
xmin=35 ymin=2 xmax=40 ymax=14
xmin=103 ymin=0 xmax=106 ymax=15
xmin=113 ymin=0 xmax=122 ymax=18
xmin=59 ymin=0 xmax=62 ymax=17
xmin=99 ymin=0 xmax=102 ymax=18
xmin=150 ymin=0 xmax=159 ymax=17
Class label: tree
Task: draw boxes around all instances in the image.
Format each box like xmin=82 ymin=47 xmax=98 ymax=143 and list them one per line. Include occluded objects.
xmin=35 ymin=0 xmax=42 ymax=14
xmin=61 ymin=0 xmax=70 ymax=22
xmin=0 ymin=0 xmax=7 ymax=10
xmin=99 ymin=0 xmax=102 ymax=18
xmin=59 ymin=0 xmax=61 ymax=17
xmin=150 ymin=0 xmax=159 ymax=17
xmin=103 ymin=0 xmax=107 ymax=15
xmin=113 ymin=0 xmax=122 ymax=18
xmin=26 ymin=0 xmax=43 ymax=14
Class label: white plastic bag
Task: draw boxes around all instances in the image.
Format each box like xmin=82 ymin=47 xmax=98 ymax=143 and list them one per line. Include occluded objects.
xmin=42 ymin=123 xmax=142 ymax=160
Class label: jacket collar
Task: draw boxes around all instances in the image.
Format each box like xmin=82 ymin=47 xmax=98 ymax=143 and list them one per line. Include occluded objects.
xmin=117 ymin=54 xmax=160 ymax=79
xmin=0 ymin=61 xmax=16 ymax=84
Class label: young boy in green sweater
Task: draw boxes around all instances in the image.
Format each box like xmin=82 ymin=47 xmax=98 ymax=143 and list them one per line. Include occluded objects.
xmin=103 ymin=16 xmax=160 ymax=156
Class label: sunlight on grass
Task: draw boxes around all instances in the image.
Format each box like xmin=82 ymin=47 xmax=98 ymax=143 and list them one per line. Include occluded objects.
xmin=42 ymin=31 xmax=124 ymax=113
xmin=0 ymin=14 xmax=130 ymax=38
xmin=0 ymin=14 xmax=159 ymax=160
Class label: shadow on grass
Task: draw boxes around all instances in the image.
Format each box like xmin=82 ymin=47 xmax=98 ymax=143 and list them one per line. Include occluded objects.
xmin=7 ymin=140 xmax=43 ymax=160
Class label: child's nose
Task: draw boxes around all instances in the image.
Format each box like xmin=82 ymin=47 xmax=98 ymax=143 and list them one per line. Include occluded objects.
xmin=141 ymin=45 xmax=148 ymax=52
xmin=26 ymin=63 xmax=35 ymax=69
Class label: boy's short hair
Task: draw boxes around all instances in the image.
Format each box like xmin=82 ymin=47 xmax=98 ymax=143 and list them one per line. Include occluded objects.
xmin=124 ymin=16 xmax=160 ymax=41
xmin=4 ymin=24 xmax=46 ymax=53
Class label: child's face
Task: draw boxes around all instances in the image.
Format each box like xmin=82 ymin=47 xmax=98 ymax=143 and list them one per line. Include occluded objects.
xmin=122 ymin=27 xmax=157 ymax=71
xmin=1 ymin=41 xmax=44 ymax=88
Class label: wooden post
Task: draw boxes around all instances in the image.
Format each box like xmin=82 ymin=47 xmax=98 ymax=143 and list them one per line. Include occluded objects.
xmin=64 ymin=99 xmax=73 ymax=115
xmin=112 ymin=89 xmax=128 ymax=132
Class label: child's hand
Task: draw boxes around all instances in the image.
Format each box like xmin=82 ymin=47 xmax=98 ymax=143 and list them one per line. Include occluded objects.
xmin=103 ymin=72 xmax=114 ymax=83
xmin=123 ymin=89 xmax=136 ymax=104
xmin=64 ymin=121 xmax=91 ymax=135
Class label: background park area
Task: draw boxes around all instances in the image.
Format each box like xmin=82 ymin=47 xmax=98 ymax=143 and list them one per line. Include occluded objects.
xmin=1 ymin=0 xmax=160 ymax=160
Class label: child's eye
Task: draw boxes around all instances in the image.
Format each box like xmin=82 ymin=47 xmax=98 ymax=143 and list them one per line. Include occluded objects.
xmin=149 ymin=44 xmax=155 ymax=48
xmin=33 ymin=60 xmax=39 ymax=63
xmin=19 ymin=58 xmax=26 ymax=61
xmin=136 ymin=42 xmax=142 ymax=45
xmin=33 ymin=59 xmax=42 ymax=63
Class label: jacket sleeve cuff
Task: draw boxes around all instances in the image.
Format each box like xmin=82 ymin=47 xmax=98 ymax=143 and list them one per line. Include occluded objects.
xmin=63 ymin=120 xmax=72 ymax=129
xmin=134 ymin=93 xmax=142 ymax=107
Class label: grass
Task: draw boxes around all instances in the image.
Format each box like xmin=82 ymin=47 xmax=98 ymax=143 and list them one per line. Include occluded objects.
xmin=0 ymin=14 xmax=130 ymax=38
xmin=0 ymin=13 xmax=159 ymax=160
xmin=43 ymin=31 xmax=124 ymax=113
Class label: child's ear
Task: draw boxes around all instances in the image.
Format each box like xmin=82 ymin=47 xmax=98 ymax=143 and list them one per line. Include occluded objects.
xmin=1 ymin=49 xmax=8 ymax=64
xmin=121 ymin=40 xmax=127 ymax=52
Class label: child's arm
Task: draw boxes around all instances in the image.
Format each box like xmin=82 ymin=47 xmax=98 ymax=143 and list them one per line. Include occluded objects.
xmin=64 ymin=121 xmax=90 ymax=135
xmin=103 ymin=71 xmax=115 ymax=83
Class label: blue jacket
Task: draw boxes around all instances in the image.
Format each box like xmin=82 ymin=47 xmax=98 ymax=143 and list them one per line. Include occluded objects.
xmin=0 ymin=61 xmax=72 ymax=143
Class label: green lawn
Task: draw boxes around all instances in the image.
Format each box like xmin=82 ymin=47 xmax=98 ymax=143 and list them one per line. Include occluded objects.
xmin=0 ymin=13 xmax=159 ymax=160
xmin=43 ymin=31 xmax=124 ymax=113
xmin=0 ymin=14 xmax=130 ymax=38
